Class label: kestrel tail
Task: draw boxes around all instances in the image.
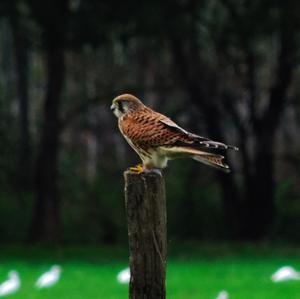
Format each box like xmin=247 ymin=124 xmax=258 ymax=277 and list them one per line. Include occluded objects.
xmin=111 ymin=94 xmax=238 ymax=173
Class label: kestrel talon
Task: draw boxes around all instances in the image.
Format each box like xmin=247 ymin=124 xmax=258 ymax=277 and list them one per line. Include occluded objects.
xmin=111 ymin=94 xmax=238 ymax=173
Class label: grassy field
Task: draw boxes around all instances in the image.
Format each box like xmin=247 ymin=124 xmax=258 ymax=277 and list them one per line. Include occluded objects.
xmin=0 ymin=244 xmax=299 ymax=299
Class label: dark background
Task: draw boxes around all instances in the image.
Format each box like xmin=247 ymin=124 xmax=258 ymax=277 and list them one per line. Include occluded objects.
xmin=0 ymin=0 xmax=299 ymax=245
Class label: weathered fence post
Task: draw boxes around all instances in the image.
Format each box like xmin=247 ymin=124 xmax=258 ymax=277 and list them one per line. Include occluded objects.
xmin=124 ymin=170 xmax=167 ymax=299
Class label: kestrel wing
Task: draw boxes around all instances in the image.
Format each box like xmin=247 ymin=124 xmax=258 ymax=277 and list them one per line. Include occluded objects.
xmin=159 ymin=118 xmax=209 ymax=140
xmin=159 ymin=117 xmax=238 ymax=150
xmin=120 ymin=110 xmax=237 ymax=150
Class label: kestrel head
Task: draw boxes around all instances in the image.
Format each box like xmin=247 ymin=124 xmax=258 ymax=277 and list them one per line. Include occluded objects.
xmin=111 ymin=94 xmax=143 ymax=118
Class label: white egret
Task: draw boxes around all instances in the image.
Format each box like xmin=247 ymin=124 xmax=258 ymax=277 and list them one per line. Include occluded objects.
xmin=35 ymin=265 xmax=61 ymax=288
xmin=271 ymin=266 xmax=300 ymax=282
xmin=215 ymin=290 xmax=229 ymax=299
xmin=0 ymin=271 xmax=20 ymax=297
xmin=117 ymin=267 xmax=130 ymax=284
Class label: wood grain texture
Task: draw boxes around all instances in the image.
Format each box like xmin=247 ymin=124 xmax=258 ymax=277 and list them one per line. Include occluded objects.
xmin=124 ymin=170 xmax=167 ymax=299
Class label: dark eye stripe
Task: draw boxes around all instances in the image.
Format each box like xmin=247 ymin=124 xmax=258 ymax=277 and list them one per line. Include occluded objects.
xmin=119 ymin=102 xmax=124 ymax=113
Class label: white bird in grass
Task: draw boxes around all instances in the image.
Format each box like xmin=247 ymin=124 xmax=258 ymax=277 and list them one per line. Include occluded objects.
xmin=35 ymin=265 xmax=61 ymax=288
xmin=117 ymin=267 xmax=130 ymax=284
xmin=0 ymin=271 xmax=20 ymax=297
xmin=271 ymin=266 xmax=300 ymax=282
xmin=215 ymin=290 xmax=229 ymax=299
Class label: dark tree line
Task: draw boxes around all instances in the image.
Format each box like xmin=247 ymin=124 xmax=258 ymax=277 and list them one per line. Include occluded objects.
xmin=0 ymin=0 xmax=299 ymax=244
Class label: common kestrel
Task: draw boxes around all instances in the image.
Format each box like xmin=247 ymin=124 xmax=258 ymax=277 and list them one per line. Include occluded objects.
xmin=111 ymin=94 xmax=238 ymax=173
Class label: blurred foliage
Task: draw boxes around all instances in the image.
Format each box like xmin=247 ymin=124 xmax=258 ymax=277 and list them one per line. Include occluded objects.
xmin=0 ymin=0 xmax=299 ymax=244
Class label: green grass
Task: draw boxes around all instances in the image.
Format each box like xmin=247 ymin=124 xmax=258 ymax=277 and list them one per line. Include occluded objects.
xmin=0 ymin=244 xmax=299 ymax=299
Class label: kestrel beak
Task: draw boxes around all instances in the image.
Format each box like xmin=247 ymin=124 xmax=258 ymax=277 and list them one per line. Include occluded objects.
xmin=110 ymin=103 xmax=116 ymax=112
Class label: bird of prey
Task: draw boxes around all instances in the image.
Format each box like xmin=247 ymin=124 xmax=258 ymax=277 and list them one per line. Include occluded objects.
xmin=111 ymin=94 xmax=238 ymax=173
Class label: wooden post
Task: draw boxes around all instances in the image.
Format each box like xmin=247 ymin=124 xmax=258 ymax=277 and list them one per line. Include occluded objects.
xmin=124 ymin=170 xmax=167 ymax=299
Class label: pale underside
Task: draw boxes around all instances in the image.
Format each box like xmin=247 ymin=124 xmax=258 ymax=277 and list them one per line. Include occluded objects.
xmin=123 ymin=133 xmax=220 ymax=169
xmin=122 ymin=134 xmax=168 ymax=168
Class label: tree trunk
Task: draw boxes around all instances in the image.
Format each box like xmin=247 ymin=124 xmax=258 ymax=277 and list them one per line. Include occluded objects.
xmin=124 ymin=170 xmax=167 ymax=299
xmin=168 ymin=33 xmax=242 ymax=238
xmin=242 ymin=129 xmax=276 ymax=239
xmin=29 ymin=46 xmax=65 ymax=243
xmin=191 ymin=87 xmax=242 ymax=239
xmin=241 ymin=14 xmax=296 ymax=240
xmin=9 ymin=7 xmax=31 ymax=191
